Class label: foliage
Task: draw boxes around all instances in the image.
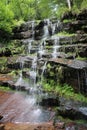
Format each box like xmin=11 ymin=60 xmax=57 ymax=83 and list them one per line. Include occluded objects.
xmin=0 ymin=1 xmax=14 ymax=33
xmin=0 ymin=0 xmax=87 ymax=36
xmin=43 ymin=82 xmax=87 ymax=103
xmin=76 ymin=56 xmax=87 ymax=61
xmin=0 ymin=86 xmax=11 ymax=91
xmin=57 ymin=31 xmax=75 ymax=36
xmin=81 ymin=0 xmax=87 ymax=10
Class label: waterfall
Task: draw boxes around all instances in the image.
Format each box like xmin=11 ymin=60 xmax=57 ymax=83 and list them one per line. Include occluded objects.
xmin=15 ymin=58 xmax=28 ymax=90
xmin=77 ymin=70 xmax=80 ymax=92
xmin=38 ymin=39 xmax=46 ymax=58
xmin=52 ymin=37 xmax=60 ymax=58
xmin=41 ymin=61 xmax=47 ymax=82
xmin=0 ymin=19 xmax=62 ymax=123
xmin=51 ymin=23 xmax=56 ymax=35
xmin=28 ymin=40 xmax=32 ymax=54
xmin=43 ymin=25 xmax=49 ymax=38
xmin=29 ymin=56 xmax=37 ymax=90
xmin=31 ymin=21 xmax=35 ymax=39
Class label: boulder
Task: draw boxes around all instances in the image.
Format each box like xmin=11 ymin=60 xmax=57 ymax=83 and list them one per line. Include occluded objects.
xmin=58 ymin=106 xmax=87 ymax=120
xmin=0 ymin=124 xmax=5 ymax=130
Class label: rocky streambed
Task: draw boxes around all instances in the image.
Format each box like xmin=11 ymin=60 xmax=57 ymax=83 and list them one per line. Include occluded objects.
xmin=0 ymin=91 xmax=87 ymax=130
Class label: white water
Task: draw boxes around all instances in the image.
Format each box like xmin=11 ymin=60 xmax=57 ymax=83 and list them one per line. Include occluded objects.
xmin=28 ymin=40 xmax=32 ymax=54
xmin=38 ymin=39 xmax=46 ymax=58
xmin=43 ymin=25 xmax=49 ymax=38
xmin=52 ymin=37 xmax=60 ymax=58
xmin=0 ymin=19 xmax=61 ymax=123
xmin=29 ymin=56 xmax=37 ymax=90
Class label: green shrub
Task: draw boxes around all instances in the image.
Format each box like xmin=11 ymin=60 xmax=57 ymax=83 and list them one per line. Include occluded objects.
xmin=0 ymin=2 xmax=14 ymax=33
xmin=81 ymin=0 xmax=87 ymax=10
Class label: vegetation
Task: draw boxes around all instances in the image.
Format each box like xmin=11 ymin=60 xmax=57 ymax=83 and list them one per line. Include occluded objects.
xmin=0 ymin=0 xmax=87 ymax=36
xmin=0 ymin=86 xmax=11 ymax=91
xmin=76 ymin=56 xmax=87 ymax=61
xmin=43 ymin=82 xmax=87 ymax=103
xmin=57 ymin=31 xmax=76 ymax=36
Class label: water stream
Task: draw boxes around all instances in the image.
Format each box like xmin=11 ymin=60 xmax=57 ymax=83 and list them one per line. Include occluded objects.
xmin=0 ymin=20 xmax=57 ymax=123
xmin=52 ymin=37 xmax=60 ymax=58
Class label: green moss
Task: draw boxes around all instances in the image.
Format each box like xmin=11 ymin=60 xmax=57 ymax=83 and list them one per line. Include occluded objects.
xmin=57 ymin=31 xmax=76 ymax=37
xmin=0 ymin=86 xmax=11 ymax=91
xmin=0 ymin=57 xmax=8 ymax=72
xmin=76 ymin=56 xmax=87 ymax=61
xmin=63 ymin=19 xmax=75 ymax=23
xmin=13 ymin=19 xmax=24 ymax=27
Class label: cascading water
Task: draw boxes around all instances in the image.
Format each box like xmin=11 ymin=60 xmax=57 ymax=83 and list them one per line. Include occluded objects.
xmin=31 ymin=21 xmax=35 ymax=39
xmin=15 ymin=57 xmax=28 ymax=90
xmin=38 ymin=39 xmax=46 ymax=58
xmin=29 ymin=56 xmax=37 ymax=93
xmin=52 ymin=37 xmax=60 ymax=58
xmin=0 ymin=19 xmax=61 ymax=123
xmin=43 ymin=19 xmax=50 ymax=38
xmin=28 ymin=40 xmax=32 ymax=54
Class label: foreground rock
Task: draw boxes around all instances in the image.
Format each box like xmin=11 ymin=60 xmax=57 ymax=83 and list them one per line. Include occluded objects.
xmin=0 ymin=124 xmax=5 ymax=130
xmin=0 ymin=122 xmax=86 ymax=130
xmin=0 ymin=115 xmax=3 ymax=120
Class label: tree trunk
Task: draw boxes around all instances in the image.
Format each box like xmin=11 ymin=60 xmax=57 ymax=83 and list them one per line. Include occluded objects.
xmin=67 ymin=0 xmax=72 ymax=10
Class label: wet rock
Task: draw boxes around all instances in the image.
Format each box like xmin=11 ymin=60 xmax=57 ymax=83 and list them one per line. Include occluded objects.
xmin=40 ymin=97 xmax=59 ymax=107
xmin=7 ymin=62 xmax=20 ymax=70
xmin=7 ymin=56 xmax=33 ymax=69
xmin=0 ymin=124 xmax=5 ymax=130
xmin=13 ymin=31 xmax=32 ymax=39
xmin=0 ymin=29 xmax=11 ymax=39
xmin=13 ymin=21 xmax=37 ymax=33
xmin=58 ymin=106 xmax=87 ymax=120
xmin=65 ymin=122 xmax=78 ymax=130
xmin=35 ymin=21 xmax=44 ymax=30
xmin=55 ymin=122 xmax=65 ymax=129
xmin=61 ymin=11 xmax=77 ymax=21
xmin=78 ymin=47 xmax=87 ymax=57
xmin=35 ymin=29 xmax=44 ymax=40
xmin=77 ymin=9 xmax=87 ymax=20
xmin=47 ymin=59 xmax=87 ymax=94
xmin=49 ymin=58 xmax=87 ymax=70
xmin=0 ymin=48 xmax=12 ymax=57
xmin=22 ymin=71 xmax=30 ymax=78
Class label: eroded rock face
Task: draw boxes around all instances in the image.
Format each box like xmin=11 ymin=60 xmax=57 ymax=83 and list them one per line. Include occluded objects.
xmin=62 ymin=9 xmax=87 ymax=34
xmin=40 ymin=97 xmax=60 ymax=107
